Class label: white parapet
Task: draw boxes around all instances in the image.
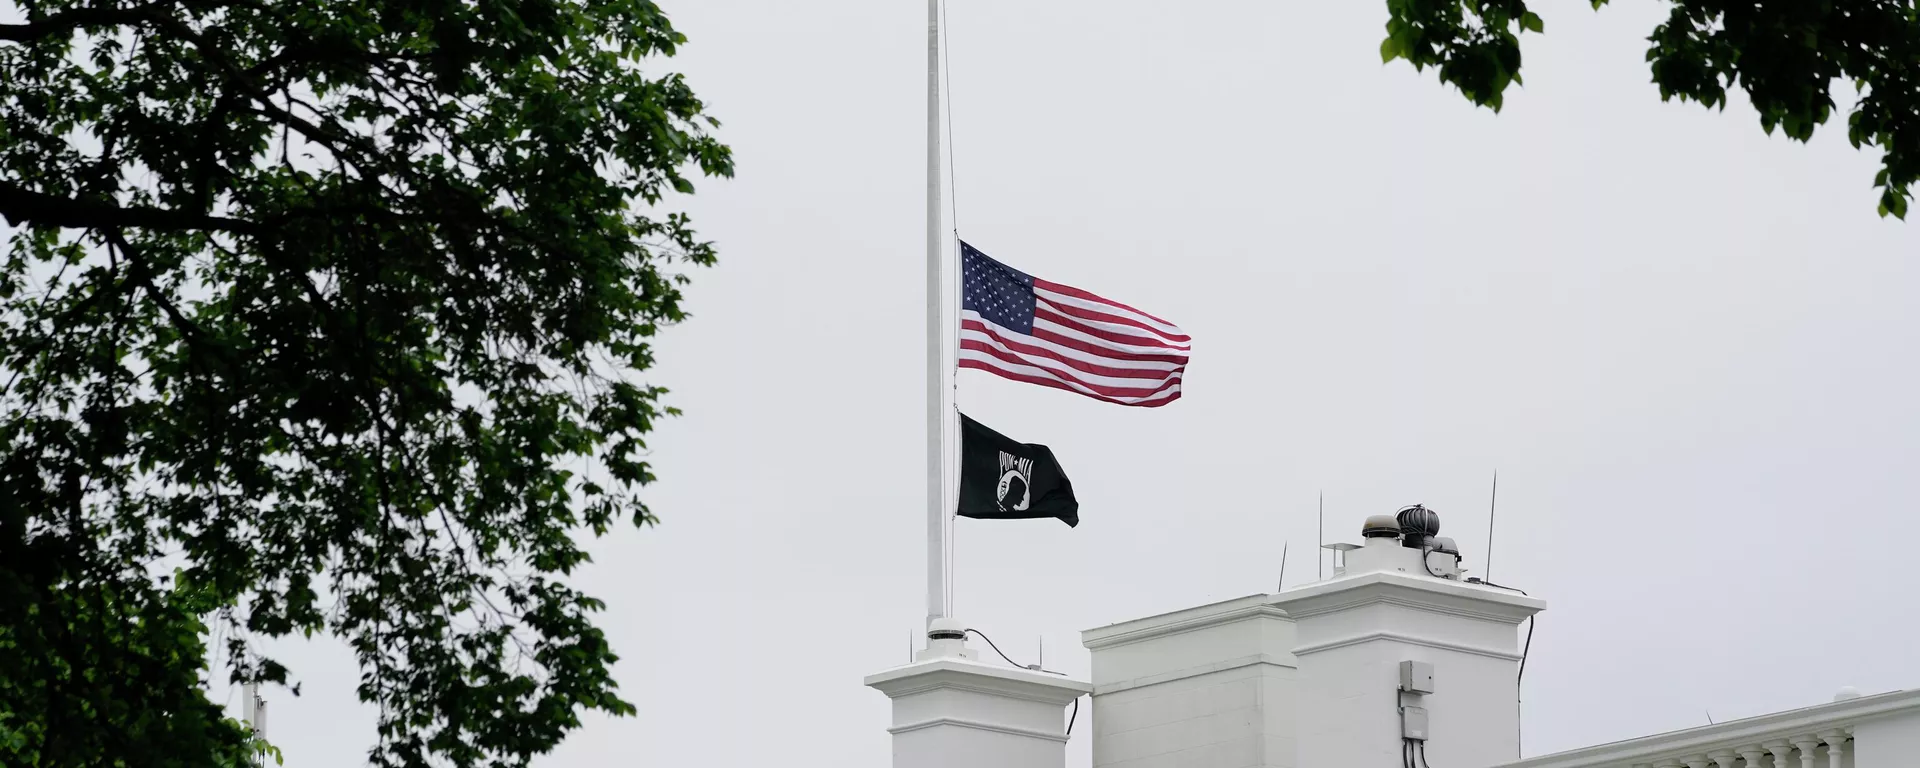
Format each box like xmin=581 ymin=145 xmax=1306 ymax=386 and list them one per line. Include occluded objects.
xmin=1080 ymin=594 xmax=1300 ymax=768
xmin=866 ymin=627 xmax=1091 ymax=768
xmin=1270 ymin=534 xmax=1546 ymax=768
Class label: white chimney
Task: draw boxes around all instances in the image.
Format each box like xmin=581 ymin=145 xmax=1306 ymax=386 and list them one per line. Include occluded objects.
xmin=866 ymin=617 xmax=1091 ymax=768
xmin=1080 ymin=594 xmax=1301 ymax=767
xmin=1269 ymin=509 xmax=1544 ymax=768
xmin=1076 ymin=505 xmax=1544 ymax=768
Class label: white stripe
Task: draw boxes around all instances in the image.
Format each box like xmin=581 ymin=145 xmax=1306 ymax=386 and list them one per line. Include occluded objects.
xmin=961 ymin=312 xmax=1184 ymax=371
xmin=1035 ymin=296 xmax=1191 ymax=350
xmin=1033 ymin=284 xmax=1187 ymax=338
xmin=960 ymin=330 xmax=1183 ymax=391
xmin=1033 ymin=315 xmax=1194 ymax=360
xmin=963 ymin=329 xmax=1186 ymax=384
xmin=960 ymin=349 xmax=1183 ymax=405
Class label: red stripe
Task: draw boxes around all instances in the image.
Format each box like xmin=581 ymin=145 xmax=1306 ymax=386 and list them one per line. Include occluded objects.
xmin=1027 ymin=325 xmax=1189 ymax=365
xmin=1036 ymin=295 xmax=1190 ymax=344
xmin=961 ymin=342 xmax=1183 ymax=399
xmin=960 ymin=338 xmax=1184 ymax=388
xmin=961 ymin=321 xmax=1181 ymax=380
xmin=1036 ymin=306 xmax=1190 ymax=353
xmin=1033 ymin=277 xmax=1181 ymax=329
xmin=960 ymin=359 xmax=1182 ymax=407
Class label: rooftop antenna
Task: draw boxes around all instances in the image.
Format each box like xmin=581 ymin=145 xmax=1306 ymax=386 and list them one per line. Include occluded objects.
xmin=1277 ymin=541 xmax=1289 ymax=592
xmin=242 ymin=682 xmax=267 ymax=767
xmin=1485 ymin=471 xmax=1499 ymax=582
xmin=1316 ymin=491 xmax=1324 ymax=580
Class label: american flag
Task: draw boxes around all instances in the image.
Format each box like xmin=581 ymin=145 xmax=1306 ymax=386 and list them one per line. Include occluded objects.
xmin=959 ymin=241 xmax=1189 ymax=407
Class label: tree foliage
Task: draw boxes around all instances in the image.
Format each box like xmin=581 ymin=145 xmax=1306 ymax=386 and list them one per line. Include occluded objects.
xmin=0 ymin=570 xmax=282 ymax=767
xmin=0 ymin=0 xmax=731 ymax=765
xmin=1379 ymin=0 xmax=1920 ymax=218
xmin=1 ymin=571 xmax=224 ymax=766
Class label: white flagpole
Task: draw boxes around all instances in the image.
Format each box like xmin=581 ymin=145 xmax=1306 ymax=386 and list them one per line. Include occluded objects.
xmin=924 ymin=0 xmax=947 ymax=630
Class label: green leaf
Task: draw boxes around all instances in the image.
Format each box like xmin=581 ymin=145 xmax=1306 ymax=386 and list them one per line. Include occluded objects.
xmin=1883 ymin=188 xmax=1910 ymax=219
xmin=1520 ymin=11 xmax=1544 ymax=34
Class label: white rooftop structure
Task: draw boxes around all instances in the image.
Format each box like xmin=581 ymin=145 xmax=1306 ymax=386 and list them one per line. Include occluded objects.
xmin=867 ymin=506 xmax=1920 ymax=768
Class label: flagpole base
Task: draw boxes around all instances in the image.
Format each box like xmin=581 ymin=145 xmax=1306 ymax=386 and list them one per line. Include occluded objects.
xmin=917 ymin=617 xmax=975 ymax=661
xmin=869 ymin=620 xmax=1090 ymax=768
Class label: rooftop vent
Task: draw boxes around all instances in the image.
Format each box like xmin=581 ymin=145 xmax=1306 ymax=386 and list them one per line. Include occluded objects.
xmin=1397 ymin=504 xmax=1440 ymax=550
xmin=1361 ymin=514 xmax=1402 ymax=539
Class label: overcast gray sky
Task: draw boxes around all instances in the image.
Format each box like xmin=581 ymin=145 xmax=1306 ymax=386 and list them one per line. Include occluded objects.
xmin=240 ymin=1 xmax=1920 ymax=765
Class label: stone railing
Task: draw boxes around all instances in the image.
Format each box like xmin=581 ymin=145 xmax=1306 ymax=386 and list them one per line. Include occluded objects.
xmin=1494 ymin=689 xmax=1920 ymax=768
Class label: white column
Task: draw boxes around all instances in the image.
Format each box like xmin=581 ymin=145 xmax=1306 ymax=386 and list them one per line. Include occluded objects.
xmin=1737 ymin=746 xmax=1770 ymax=768
xmin=1766 ymin=740 xmax=1798 ymax=768
xmin=1819 ymin=729 xmax=1849 ymax=768
xmin=1791 ymin=735 xmax=1823 ymax=768
xmin=1707 ymin=749 xmax=1740 ymax=768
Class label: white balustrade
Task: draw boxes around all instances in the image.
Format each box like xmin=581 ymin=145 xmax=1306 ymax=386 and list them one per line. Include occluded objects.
xmin=1493 ymin=689 xmax=1916 ymax=768
xmin=1555 ymin=733 xmax=1850 ymax=768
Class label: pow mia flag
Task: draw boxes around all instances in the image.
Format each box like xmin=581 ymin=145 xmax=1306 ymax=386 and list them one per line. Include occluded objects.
xmin=957 ymin=413 xmax=1079 ymax=528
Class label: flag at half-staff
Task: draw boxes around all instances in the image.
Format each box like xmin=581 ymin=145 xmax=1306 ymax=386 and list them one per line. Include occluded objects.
xmin=956 ymin=413 xmax=1079 ymax=527
xmin=958 ymin=242 xmax=1189 ymax=407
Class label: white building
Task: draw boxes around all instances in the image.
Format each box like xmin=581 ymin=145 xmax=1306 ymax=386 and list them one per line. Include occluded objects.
xmin=867 ymin=506 xmax=1920 ymax=768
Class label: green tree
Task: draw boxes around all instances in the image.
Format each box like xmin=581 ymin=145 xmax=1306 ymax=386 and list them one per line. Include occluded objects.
xmin=1378 ymin=0 xmax=1920 ymax=218
xmin=0 ymin=570 xmax=282 ymax=768
xmin=0 ymin=0 xmax=731 ymax=765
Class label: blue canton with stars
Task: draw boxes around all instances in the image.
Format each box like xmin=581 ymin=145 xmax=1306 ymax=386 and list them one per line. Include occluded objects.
xmin=961 ymin=241 xmax=1036 ymax=334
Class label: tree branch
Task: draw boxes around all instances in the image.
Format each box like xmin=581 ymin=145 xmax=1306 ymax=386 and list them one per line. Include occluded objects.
xmin=0 ymin=2 xmax=177 ymax=44
xmin=99 ymin=230 xmax=216 ymax=353
xmin=0 ymin=180 xmax=258 ymax=235
xmin=146 ymin=15 xmax=380 ymax=170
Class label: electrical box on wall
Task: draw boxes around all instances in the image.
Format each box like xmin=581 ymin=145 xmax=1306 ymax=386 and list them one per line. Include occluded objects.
xmin=1399 ymin=660 xmax=1434 ymax=694
xmin=1401 ymin=705 xmax=1429 ymax=740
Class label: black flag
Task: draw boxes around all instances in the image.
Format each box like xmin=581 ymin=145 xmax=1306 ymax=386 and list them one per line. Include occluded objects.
xmin=957 ymin=413 xmax=1079 ymax=527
